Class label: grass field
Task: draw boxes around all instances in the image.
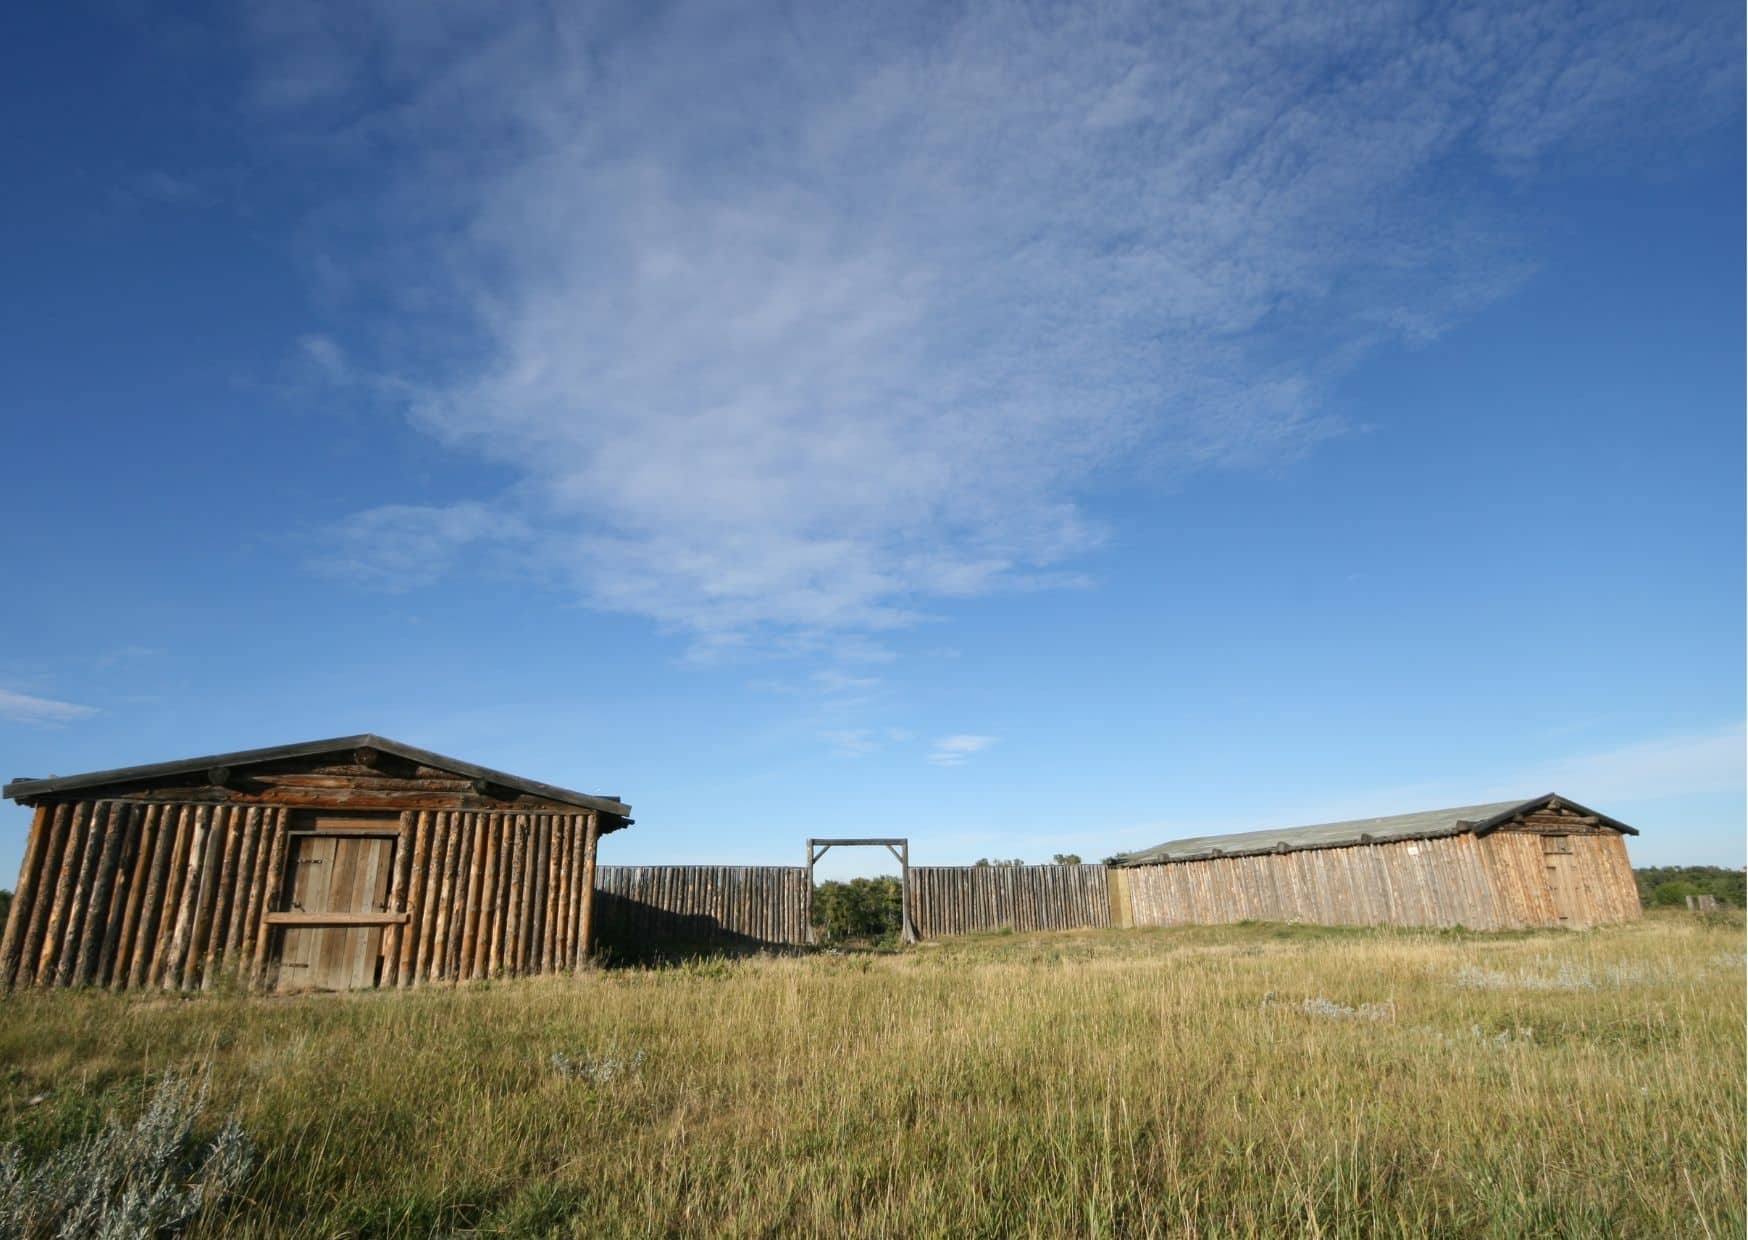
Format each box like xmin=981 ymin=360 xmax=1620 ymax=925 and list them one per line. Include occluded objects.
xmin=1 ymin=911 xmax=1742 ymax=1237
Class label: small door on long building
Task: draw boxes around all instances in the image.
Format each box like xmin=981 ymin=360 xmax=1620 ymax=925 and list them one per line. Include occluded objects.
xmin=1541 ymin=835 xmax=1585 ymax=928
xmin=276 ymin=815 xmax=397 ymax=991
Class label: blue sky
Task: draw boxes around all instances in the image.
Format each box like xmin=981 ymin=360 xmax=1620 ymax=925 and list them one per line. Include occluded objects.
xmin=2 ymin=1 xmax=1742 ymax=883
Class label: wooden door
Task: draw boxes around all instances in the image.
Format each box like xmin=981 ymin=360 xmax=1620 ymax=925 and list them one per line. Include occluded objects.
xmin=1542 ymin=836 xmax=1584 ymax=928
xmin=276 ymin=833 xmax=395 ymax=991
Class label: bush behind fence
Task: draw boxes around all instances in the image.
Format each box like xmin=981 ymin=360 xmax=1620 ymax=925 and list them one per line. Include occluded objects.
xmin=591 ymin=863 xmax=1117 ymax=950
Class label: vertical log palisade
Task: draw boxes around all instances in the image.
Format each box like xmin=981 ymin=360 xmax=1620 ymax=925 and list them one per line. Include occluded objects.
xmin=0 ymin=735 xmax=631 ymax=993
xmin=1113 ymin=794 xmax=1643 ymax=932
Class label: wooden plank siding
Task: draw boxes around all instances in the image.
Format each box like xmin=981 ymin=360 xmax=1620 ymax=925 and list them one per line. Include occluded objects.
xmin=1479 ymin=829 xmax=1641 ymax=929
xmin=1119 ymin=818 xmax=1641 ymax=932
xmin=909 ymin=864 xmax=1114 ymax=939
xmin=592 ymin=866 xmax=811 ymax=949
xmin=0 ymin=800 xmax=603 ymax=991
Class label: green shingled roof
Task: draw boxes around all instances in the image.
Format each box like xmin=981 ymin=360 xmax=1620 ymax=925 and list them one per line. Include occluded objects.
xmin=1117 ymin=794 xmax=1636 ymax=867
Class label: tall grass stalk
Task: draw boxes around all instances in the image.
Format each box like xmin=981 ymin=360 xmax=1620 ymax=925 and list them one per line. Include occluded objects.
xmin=0 ymin=912 xmax=1739 ymax=1237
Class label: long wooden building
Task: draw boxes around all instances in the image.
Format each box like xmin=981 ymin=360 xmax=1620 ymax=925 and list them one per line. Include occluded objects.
xmin=1114 ymin=794 xmax=1641 ymax=931
xmin=0 ymin=735 xmax=631 ymax=992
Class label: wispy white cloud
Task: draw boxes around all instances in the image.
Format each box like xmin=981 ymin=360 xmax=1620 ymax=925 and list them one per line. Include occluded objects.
xmin=823 ymin=726 xmax=915 ymax=758
xmin=1101 ymin=720 xmax=1748 ymax=853
xmin=254 ymin=0 xmax=1738 ymax=648
xmin=310 ymin=501 xmax=530 ymax=591
xmin=134 ymin=170 xmax=208 ymax=206
xmin=823 ymin=729 xmax=880 ymax=758
xmin=297 ymin=333 xmax=350 ymax=383
xmin=1512 ymin=721 xmax=1745 ymax=805
xmin=928 ymin=734 xmax=997 ymax=767
xmin=0 ymin=689 xmax=98 ymax=727
xmin=90 ymin=645 xmax=162 ymax=671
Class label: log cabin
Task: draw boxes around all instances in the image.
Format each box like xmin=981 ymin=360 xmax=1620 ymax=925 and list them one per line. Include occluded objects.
xmin=1112 ymin=794 xmax=1641 ymax=931
xmin=0 ymin=735 xmax=631 ymax=992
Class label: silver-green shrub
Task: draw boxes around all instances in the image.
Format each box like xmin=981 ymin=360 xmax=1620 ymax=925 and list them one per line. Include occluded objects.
xmin=0 ymin=1068 xmax=253 ymax=1239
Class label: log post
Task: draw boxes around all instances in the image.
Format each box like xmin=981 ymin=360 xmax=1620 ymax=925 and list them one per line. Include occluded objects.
xmin=396 ymin=811 xmax=432 ymax=988
xmin=576 ymin=811 xmax=600 ymax=969
xmin=37 ymin=802 xmax=92 ymax=986
xmin=147 ymin=806 xmax=196 ymax=988
xmin=237 ymin=806 xmax=274 ymax=977
xmin=441 ymin=814 xmax=472 ymax=981
xmin=554 ymin=817 xmax=575 ymax=970
xmin=472 ymin=814 xmax=501 ymax=980
xmin=163 ymin=806 xmax=214 ymax=990
xmin=184 ymin=806 xmax=229 ymax=990
xmin=505 ymin=816 xmax=527 ymax=976
xmin=0 ymin=805 xmax=51 ymax=990
xmin=530 ymin=817 xmax=552 ymax=972
xmin=420 ymin=812 xmax=455 ymax=983
xmin=83 ymin=803 xmax=133 ymax=985
xmin=486 ymin=815 xmax=510 ymax=978
xmin=222 ymin=808 xmax=263 ymax=973
xmin=18 ymin=805 xmax=72 ymax=989
xmin=60 ymin=803 xmax=111 ymax=987
xmin=566 ymin=815 xmax=587 ymax=969
xmin=249 ymin=809 xmax=290 ymax=991
xmin=201 ymin=807 xmax=241 ymax=989
xmin=382 ymin=812 xmax=414 ymax=988
xmin=93 ymin=804 xmax=141 ymax=986
xmin=111 ymin=805 xmax=161 ymax=989
xmin=459 ymin=815 xmax=486 ymax=982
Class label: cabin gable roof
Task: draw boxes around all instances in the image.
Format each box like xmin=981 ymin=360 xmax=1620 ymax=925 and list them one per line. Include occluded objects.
xmin=3 ymin=733 xmax=630 ymax=820
xmin=1119 ymin=793 xmax=1636 ymax=867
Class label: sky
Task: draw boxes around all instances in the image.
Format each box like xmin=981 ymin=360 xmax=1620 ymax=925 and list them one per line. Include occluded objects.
xmin=1 ymin=0 xmax=1742 ymax=884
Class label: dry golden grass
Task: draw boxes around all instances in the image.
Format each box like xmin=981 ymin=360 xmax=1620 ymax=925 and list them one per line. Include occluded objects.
xmin=1 ymin=911 xmax=1741 ymax=1237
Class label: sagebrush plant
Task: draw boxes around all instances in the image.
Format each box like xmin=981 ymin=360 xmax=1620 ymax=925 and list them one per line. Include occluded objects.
xmin=0 ymin=1067 xmax=252 ymax=1239
xmin=0 ymin=911 xmax=1739 ymax=1237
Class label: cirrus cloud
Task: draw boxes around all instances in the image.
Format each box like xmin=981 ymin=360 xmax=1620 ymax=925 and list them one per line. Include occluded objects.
xmin=0 ymin=689 xmax=99 ymax=728
xmin=263 ymin=0 xmax=1739 ymax=650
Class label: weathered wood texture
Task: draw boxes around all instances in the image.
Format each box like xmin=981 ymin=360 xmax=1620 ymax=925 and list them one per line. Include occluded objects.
xmin=1 ymin=801 xmax=602 ymax=991
xmin=1120 ymin=811 xmax=1640 ymax=932
xmin=10 ymin=753 xmax=606 ymax=814
xmin=1477 ymin=826 xmax=1641 ymax=929
xmin=592 ymin=866 xmax=811 ymax=949
xmin=334 ymin=809 xmax=597 ymax=991
xmin=0 ymin=800 xmax=295 ymax=991
xmin=909 ymin=864 xmax=1113 ymax=939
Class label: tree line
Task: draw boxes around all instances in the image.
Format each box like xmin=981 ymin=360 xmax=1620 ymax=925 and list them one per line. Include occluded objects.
xmin=1633 ymin=865 xmax=1744 ymax=908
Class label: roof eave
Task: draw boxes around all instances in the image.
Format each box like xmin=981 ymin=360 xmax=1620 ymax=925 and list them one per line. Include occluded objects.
xmin=1469 ymin=793 xmax=1639 ymax=837
xmin=3 ymin=732 xmax=631 ymax=820
xmin=1123 ymin=792 xmax=1641 ymax=867
xmin=1121 ymin=823 xmax=1475 ymax=867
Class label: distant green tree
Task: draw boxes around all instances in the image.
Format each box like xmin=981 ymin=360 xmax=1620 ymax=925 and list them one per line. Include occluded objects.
xmin=812 ymin=877 xmax=902 ymax=944
xmin=1051 ymin=854 xmax=1083 ymax=865
xmin=1101 ymin=853 xmax=1130 ymax=866
xmin=973 ymin=858 xmax=1025 ymax=867
xmin=1633 ymin=866 xmax=1746 ymax=908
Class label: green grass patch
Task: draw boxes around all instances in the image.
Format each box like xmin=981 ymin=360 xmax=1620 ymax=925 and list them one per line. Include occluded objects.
xmin=0 ymin=911 xmax=1740 ymax=1237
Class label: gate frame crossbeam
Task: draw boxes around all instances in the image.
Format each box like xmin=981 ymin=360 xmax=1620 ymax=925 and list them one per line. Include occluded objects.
xmin=805 ymin=838 xmax=916 ymax=944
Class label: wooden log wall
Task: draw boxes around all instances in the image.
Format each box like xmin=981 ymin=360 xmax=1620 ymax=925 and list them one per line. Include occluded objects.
xmin=1478 ymin=830 xmax=1641 ymax=929
xmin=0 ymin=803 xmax=602 ymax=991
xmin=387 ymin=810 xmax=597 ymax=987
xmin=0 ymin=801 xmax=292 ymax=991
xmin=908 ymin=864 xmax=1113 ymax=939
xmin=1119 ymin=828 xmax=1640 ymax=931
xmin=592 ymin=866 xmax=810 ymax=948
xmin=1121 ymin=834 xmax=1510 ymax=930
